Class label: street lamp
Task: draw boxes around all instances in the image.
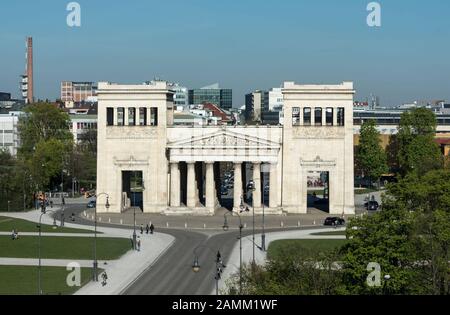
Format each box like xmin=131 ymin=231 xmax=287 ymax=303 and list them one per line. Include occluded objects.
xmin=246 ymin=180 xmax=256 ymax=266
xmin=7 ymin=200 xmax=10 ymax=212
xmin=93 ymin=193 xmax=110 ymax=282
xmin=37 ymin=209 xmax=57 ymax=295
xmin=192 ymin=245 xmax=226 ymax=295
xmin=383 ymin=274 xmax=391 ymax=295
xmin=261 ymin=163 xmax=270 ymax=251
xmin=223 ymin=211 xmax=243 ymax=294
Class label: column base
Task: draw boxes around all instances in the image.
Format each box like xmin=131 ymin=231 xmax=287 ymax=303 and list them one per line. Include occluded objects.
xmin=163 ymin=207 xmax=216 ymax=216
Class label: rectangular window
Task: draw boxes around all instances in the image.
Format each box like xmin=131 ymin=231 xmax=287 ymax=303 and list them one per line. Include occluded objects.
xmin=326 ymin=108 xmax=334 ymax=126
xmin=315 ymin=108 xmax=323 ymax=126
xmin=292 ymin=107 xmax=300 ymax=126
xmin=150 ymin=108 xmax=158 ymax=126
xmin=117 ymin=108 xmax=125 ymax=126
xmin=139 ymin=108 xmax=147 ymax=126
xmin=337 ymin=108 xmax=345 ymax=126
xmin=303 ymin=108 xmax=311 ymax=126
xmin=128 ymin=108 xmax=136 ymax=126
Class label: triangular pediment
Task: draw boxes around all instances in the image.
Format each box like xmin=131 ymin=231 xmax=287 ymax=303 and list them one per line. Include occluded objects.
xmin=168 ymin=130 xmax=280 ymax=149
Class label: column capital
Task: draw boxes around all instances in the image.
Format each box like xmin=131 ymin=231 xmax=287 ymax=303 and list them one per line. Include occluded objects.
xmin=233 ymin=161 xmax=243 ymax=165
xmin=186 ymin=161 xmax=196 ymax=165
xmin=205 ymin=161 xmax=215 ymax=165
xmin=252 ymin=162 xmax=262 ymax=166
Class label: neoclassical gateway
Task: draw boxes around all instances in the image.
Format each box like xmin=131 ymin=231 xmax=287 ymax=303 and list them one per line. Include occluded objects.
xmin=96 ymin=81 xmax=355 ymax=215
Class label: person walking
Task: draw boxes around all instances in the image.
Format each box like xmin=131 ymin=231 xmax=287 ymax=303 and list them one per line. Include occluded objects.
xmin=137 ymin=239 xmax=141 ymax=252
xmin=140 ymin=224 xmax=144 ymax=235
xmin=150 ymin=224 xmax=155 ymax=235
xmin=146 ymin=224 xmax=150 ymax=235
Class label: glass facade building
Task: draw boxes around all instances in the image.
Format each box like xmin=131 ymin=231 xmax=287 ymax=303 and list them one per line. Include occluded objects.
xmin=188 ymin=88 xmax=232 ymax=110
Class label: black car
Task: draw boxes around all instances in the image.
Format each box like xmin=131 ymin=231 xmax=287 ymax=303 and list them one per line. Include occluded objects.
xmin=87 ymin=200 xmax=96 ymax=208
xmin=366 ymin=201 xmax=380 ymax=211
xmin=324 ymin=217 xmax=346 ymax=226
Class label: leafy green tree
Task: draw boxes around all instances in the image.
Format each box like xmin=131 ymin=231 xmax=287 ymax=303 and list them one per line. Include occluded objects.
xmin=342 ymin=170 xmax=450 ymax=295
xmin=356 ymin=119 xmax=388 ymax=186
xmin=17 ymin=103 xmax=74 ymax=191
xmin=225 ymin=249 xmax=344 ymax=295
xmin=397 ymin=108 xmax=442 ymax=176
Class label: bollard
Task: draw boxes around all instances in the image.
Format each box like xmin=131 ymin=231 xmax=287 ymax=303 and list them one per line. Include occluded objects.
xmin=280 ymin=221 xmax=284 ymax=228
xmin=203 ymin=224 xmax=206 ymax=229
xmin=108 ymin=218 xmax=111 ymax=223
xmin=298 ymin=221 xmax=301 ymax=227
xmin=166 ymin=222 xmax=169 ymax=228
xmin=244 ymin=223 xmax=247 ymax=228
xmin=83 ymin=211 xmax=86 ymax=217
xmin=185 ymin=223 xmax=187 ymax=229
xmin=313 ymin=220 xmax=316 ymax=225
xmin=120 ymin=219 xmax=123 ymax=225
xmin=99 ymin=217 xmax=102 ymax=222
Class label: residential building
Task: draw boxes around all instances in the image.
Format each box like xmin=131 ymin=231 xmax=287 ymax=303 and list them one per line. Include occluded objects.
xmin=268 ymin=88 xmax=284 ymax=111
xmin=69 ymin=114 xmax=98 ymax=143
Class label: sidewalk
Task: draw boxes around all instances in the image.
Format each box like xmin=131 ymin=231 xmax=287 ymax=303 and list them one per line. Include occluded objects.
xmin=217 ymin=227 xmax=346 ymax=294
xmin=0 ymin=258 xmax=92 ymax=267
xmin=1 ymin=209 xmax=176 ymax=295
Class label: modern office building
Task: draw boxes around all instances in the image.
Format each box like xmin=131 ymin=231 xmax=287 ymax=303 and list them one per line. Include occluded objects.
xmin=61 ymin=81 xmax=98 ymax=105
xmin=169 ymin=83 xmax=189 ymax=107
xmin=0 ymin=112 xmax=22 ymax=156
xmin=268 ymin=88 xmax=284 ymax=111
xmin=245 ymin=90 xmax=269 ymax=122
xmin=188 ymin=84 xmax=232 ymax=110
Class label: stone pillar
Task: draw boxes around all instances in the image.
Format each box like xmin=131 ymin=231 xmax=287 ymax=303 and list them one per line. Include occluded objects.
xmin=269 ymin=163 xmax=278 ymax=209
xmin=253 ymin=163 xmax=262 ymax=208
xmin=187 ymin=162 xmax=197 ymax=208
xmin=170 ymin=162 xmax=180 ymax=207
xmin=205 ymin=162 xmax=215 ymax=210
xmin=233 ymin=162 xmax=243 ymax=210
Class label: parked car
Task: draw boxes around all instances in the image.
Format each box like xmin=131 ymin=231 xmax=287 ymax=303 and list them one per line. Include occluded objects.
xmin=365 ymin=201 xmax=380 ymax=211
xmin=324 ymin=217 xmax=346 ymax=226
xmin=87 ymin=200 xmax=96 ymax=208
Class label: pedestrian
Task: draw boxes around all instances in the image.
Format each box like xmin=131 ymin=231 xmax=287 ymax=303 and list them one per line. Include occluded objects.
xmin=15 ymin=229 xmax=19 ymax=240
xmin=11 ymin=229 xmax=15 ymax=240
xmin=140 ymin=224 xmax=144 ymax=235
xmin=130 ymin=238 xmax=134 ymax=249
xmin=150 ymin=224 xmax=155 ymax=235
xmin=137 ymin=239 xmax=141 ymax=252
xmin=101 ymin=272 xmax=108 ymax=287
xmin=146 ymin=224 xmax=150 ymax=234
xmin=50 ymin=200 xmax=53 ymax=208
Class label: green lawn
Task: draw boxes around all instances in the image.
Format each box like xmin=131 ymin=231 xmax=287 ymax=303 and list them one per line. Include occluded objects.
xmin=0 ymin=266 xmax=94 ymax=295
xmin=0 ymin=236 xmax=130 ymax=260
xmin=267 ymin=239 xmax=348 ymax=260
xmin=0 ymin=216 xmax=95 ymax=234
xmin=310 ymin=231 xmax=347 ymax=236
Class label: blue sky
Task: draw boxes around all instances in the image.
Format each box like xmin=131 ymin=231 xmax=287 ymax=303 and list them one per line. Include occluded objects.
xmin=1 ymin=0 xmax=450 ymax=106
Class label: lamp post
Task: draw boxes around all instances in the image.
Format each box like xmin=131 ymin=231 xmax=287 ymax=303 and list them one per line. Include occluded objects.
xmin=192 ymin=246 xmax=226 ymax=295
xmin=223 ymin=211 xmax=243 ymax=294
xmin=93 ymin=193 xmax=110 ymax=281
xmin=38 ymin=210 xmax=57 ymax=295
xmin=7 ymin=200 xmax=10 ymax=212
xmin=383 ymin=274 xmax=391 ymax=295
xmin=261 ymin=163 xmax=269 ymax=251
xmin=246 ymin=180 xmax=256 ymax=266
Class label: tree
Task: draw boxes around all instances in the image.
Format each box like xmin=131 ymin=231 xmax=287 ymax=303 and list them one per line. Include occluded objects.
xmin=356 ymin=119 xmax=388 ymax=186
xmin=341 ymin=170 xmax=450 ymax=295
xmin=397 ymin=108 xmax=442 ymax=176
xmin=17 ymin=103 xmax=74 ymax=193
xmin=224 ymin=249 xmax=344 ymax=295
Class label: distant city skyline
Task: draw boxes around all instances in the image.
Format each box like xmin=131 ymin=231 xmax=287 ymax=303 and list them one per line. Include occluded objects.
xmin=1 ymin=0 xmax=450 ymax=107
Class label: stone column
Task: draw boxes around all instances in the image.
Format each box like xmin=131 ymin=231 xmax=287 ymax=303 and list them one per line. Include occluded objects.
xmin=269 ymin=163 xmax=278 ymax=209
xmin=205 ymin=162 xmax=215 ymax=210
xmin=253 ymin=163 xmax=262 ymax=208
xmin=170 ymin=162 xmax=180 ymax=208
xmin=233 ymin=162 xmax=243 ymax=210
xmin=187 ymin=162 xmax=197 ymax=208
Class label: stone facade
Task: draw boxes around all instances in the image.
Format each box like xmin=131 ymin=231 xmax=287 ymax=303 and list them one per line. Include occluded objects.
xmin=96 ymin=81 xmax=355 ymax=215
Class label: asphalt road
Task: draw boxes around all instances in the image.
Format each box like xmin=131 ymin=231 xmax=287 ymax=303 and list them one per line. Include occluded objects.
xmin=53 ymin=202 xmax=326 ymax=295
